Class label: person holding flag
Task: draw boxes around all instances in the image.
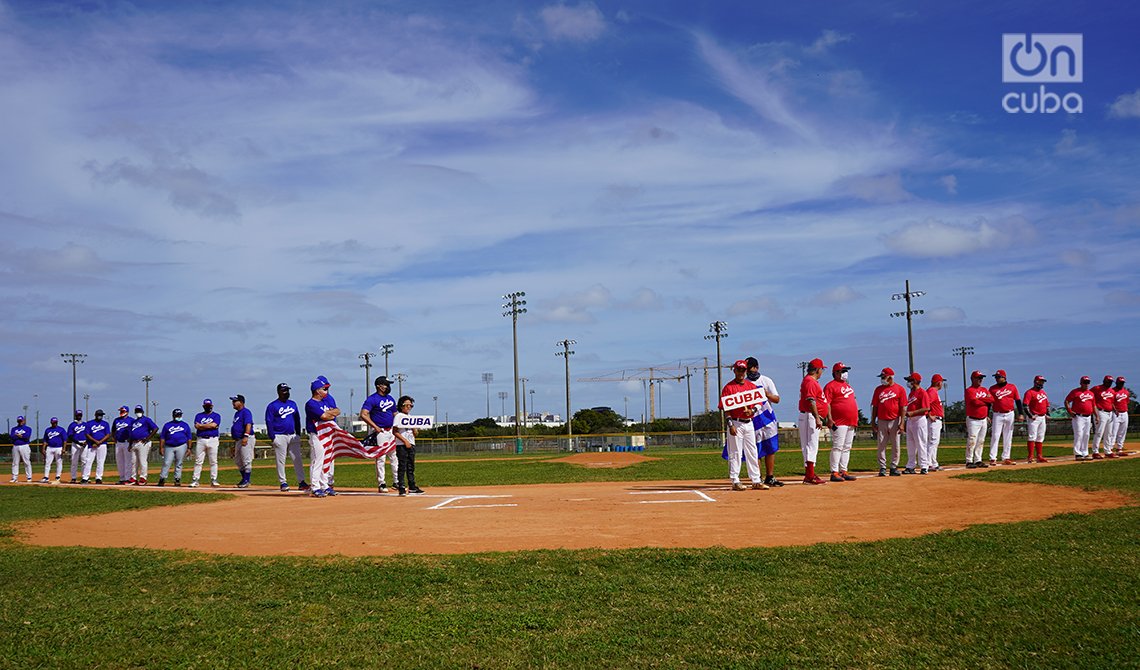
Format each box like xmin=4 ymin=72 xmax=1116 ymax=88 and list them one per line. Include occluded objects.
xmin=306 ymin=376 xmax=340 ymax=498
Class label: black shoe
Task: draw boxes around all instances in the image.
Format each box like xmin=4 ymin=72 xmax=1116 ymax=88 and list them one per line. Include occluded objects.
xmin=157 ymin=477 xmax=165 ymax=487
xmin=842 ymin=473 xmax=856 ymax=481
xmin=966 ymin=462 xmax=977 ymax=469
xmin=920 ymin=468 xmax=928 ymax=475
xmin=902 ymin=468 xmax=916 ymax=475
xmin=95 ymin=478 xmax=102 ymax=484
xmin=889 ymin=468 xmax=901 ymax=477
xmin=764 ymin=476 xmax=785 ymax=487
xmin=398 ymin=488 xmax=407 ymax=496
xmin=878 ymin=468 xmax=887 ymax=477
xmin=174 ymin=479 xmax=181 ymax=487
xmin=978 ymin=461 xmax=989 ymax=468
xmin=378 ymin=483 xmax=388 ymax=493
xmin=409 ymin=487 xmax=425 ymax=495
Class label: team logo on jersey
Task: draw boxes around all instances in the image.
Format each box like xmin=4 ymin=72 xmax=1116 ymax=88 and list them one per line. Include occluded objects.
xmin=838 ymin=386 xmax=855 ymax=399
xmin=878 ymin=390 xmax=899 ymax=401
xmin=277 ymin=406 xmax=297 ymax=418
xmin=167 ymin=425 xmax=186 ymax=434
xmin=994 ymin=388 xmax=1014 ymax=400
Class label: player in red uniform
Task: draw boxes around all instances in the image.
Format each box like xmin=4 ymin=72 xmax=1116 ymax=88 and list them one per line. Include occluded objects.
xmin=926 ymin=374 xmax=945 ymax=471
xmin=1023 ymin=375 xmax=1050 ymax=463
xmin=823 ymin=362 xmax=857 ymax=482
xmin=988 ymin=370 xmax=1022 ymax=466
xmin=798 ymin=358 xmax=828 ymax=485
xmin=1110 ymin=376 xmax=1130 ymax=457
xmin=719 ymin=360 xmax=767 ymax=490
xmin=1091 ymin=375 xmax=1117 ymax=458
xmin=964 ymin=371 xmax=993 ymax=469
xmin=902 ymin=372 xmax=930 ymax=474
xmin=870 ymin=367 xmax=906 ymax=477
xmin=1065 ymin=376 xmax=1095 ymax=460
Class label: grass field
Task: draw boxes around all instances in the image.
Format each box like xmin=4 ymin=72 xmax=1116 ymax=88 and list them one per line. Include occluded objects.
xmin=0 ymin=456 xmax=1136 ymax=668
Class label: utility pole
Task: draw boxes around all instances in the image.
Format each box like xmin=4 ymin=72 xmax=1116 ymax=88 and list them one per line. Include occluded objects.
xmin=482 ymin=373 xmax=494 ymax=418
xmin=83 ymin=393 xmax=90 ymax=417
xmin=152 ymin=401 xmax=158 ymax=420
xmin=685 ymin=366 xmax=694 ymax=433
xmin=529 ymin=389 xmax=535 ymax=422
xmin=380 ymin=344 xmax=394 ymax=377
xmin=359 ymin=351 xmax=375 ymax=398
xmin=497 ymin=391 xmax=508 ymax=420
xmin=703 ymin=356 xmax=710 ymax=414
xmin=890 ymin=279 xmax=926 ymax=375
xmin=394 ymin=372 xmax=407 ymax=397
xmin=705 ymin=321 xmax=728 ymax=395
xmin=141 ymin=375 xmax=153 ymax=418
xmin=60 ymin=353 xmax=86 ymax=418
xmin=520 ymin=377 xmax=529 ymax=428
xmin=33 ymin=393 xmax=38 ymax=438
xmin=556 ymin=339 xmax=576 ymax=449
xmin=952 ymin=346 xmax=975 ymax=402
xmin=798 ymin=361 xmax=809 ymax=378
xmin=502 ymin=292 xmax=527 ymax=454
xmin=432 ymin=396 xmax=438 ymax=422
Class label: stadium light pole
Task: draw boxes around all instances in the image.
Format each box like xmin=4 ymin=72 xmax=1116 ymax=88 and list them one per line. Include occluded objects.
xmin=359 ymin=351 xmax=375 ymax=398
xmin=83 ymin=393 xmax=90 ymax=417
xmin=890 ymin=279 xmax=925 ymax=375
xmin=502 ymin=292 xmax=527 ymax=454
xmin=685 ymin=366 xmax=694 ymax=434
xmin=380 ymin=344 xmax=394 ymax=376
xmin=394 ymin=372 xmax=407 ymax=397
xmin=497 ymin=391 xmax=508 ymax=420
xmin=952 ymin=346 xmax=975 ymax=402
xmin=520 ymin=377 xmax=529 ymax=428
xmin=482 ymin=373 xmax=494 ymax=418
xmin=60 ymin=353 xmax=86 ymax=418
xmin=556 ymin=339 xmax=576 ymax=450
xmin=798 ymin=361 xmax=809 ymax=378
xmin=141 ymin=375 xmax=153 ymax=418
xmin=432 ymin=396 xmax=438 ymax=423
xmin=705 ymin=321 xmax=728 ymax=394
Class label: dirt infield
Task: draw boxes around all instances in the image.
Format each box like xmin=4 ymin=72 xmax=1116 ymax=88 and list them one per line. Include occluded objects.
xmin=15 ymin=466 xmax=1132 ymax=557
xmin=550 ymin=452 xmax=659 ymax=468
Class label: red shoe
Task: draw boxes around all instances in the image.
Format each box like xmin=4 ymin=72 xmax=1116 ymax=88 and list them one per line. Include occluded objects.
xmin=1002 ymin=459 xmax=1015 ymax=465
xmin=807 ymin=475 xmax=826 ymax=485
xmin=1037 ymin=456 xmax=1049 ymax=463
xmin=1106 ymin=452 xmax=1118 ymax=459
xmin=1092 ymin=453 xmax=1104 ymax=460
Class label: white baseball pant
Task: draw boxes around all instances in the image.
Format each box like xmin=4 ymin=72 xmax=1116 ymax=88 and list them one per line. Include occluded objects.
xmin=44 ymin=447 xmax=63 ymax=480
xmin=1092 ymin=409 xmax=1113 ymax=454
xmin=11 ymin=445 xmax=32 ymax=481
xmin=308 ymin=434 xmax=331 ymax=492
xmin=160 ymin=445 xmax=188 ymax=480
xmin=905 ymin=416 xmax=929 ymax=470
xmin=69 ymin=444 xmax=85 ymax=480
xmin=81 ymin=444 xmax=107 ymax=480
xmin=130 ymin=441 xmax=151 ymax=481
xmin=232 ymin=436 xmax=255 ymax=472
xmin=1071 ymin=415 xmax=1091 ymax=457
xmin=375 ymin=444 xmax=398 ymax=487
xmin=192 ymin=436 xmax=220 ymax=484
xmin=989 ymin=411 xmax=1015 ymax=461
xmin=798 ymin=412 xmax=821 ymax=466
xmin=272 ymin=434 xmax=305 ymax=485
xmin=1112 ymin=412 xmax=1129 ymax=451
xmin=829 ymin=425 xmax=855 ymax=473
xmin=726 ymin=419 xmax=761 ymax=484
xmin=876 ymin=418 xmax=901 ymax=470
xmin=965 ymin=417 xmax=988 ymax=463
xmin=1026 ymin=415 xmax=1047 ymax=443
xmin=114 ymin=441 xmax=133 ymax=482
xmin=927 ymin=418 xmax=943 ymax=469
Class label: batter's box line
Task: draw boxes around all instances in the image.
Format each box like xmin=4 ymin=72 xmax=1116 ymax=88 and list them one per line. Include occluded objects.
xmin=628 ymin=490 xmax=716 ymax=504
xmin=428 ymin=494 xmax=517 ymax=510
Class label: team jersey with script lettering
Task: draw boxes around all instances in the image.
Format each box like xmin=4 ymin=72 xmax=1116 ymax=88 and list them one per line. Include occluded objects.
xmin=361 ymin=393 xmax=397 ymax=429
xmin=1093 ymin=385 xmax=1117 ymax=412
xmin=11 ymin=425 xmax=32 ymax=446
xmin=265 ymin=400 xmax=301 ymax=438
xmin=1114 ymin=388 xmax=1131 ymax=413
xmin=112 ymin=416 xmax=133 ymax=442
xmin=1065 ymin=388 xmax=1095 ymax=415
xmin=43 ymin=426 xmax=67 ymax=449
xmin=193 ymin=411 xmax=222 ymax=438
xmin=305 ymin=394 xmax=338 ymax=433
xmin=989 ymin=383 xmax=1020 ymax=413
xmin=85 ymin=419 xmax=111 ymax=445
xmin=231 ymin=407 xmax=254 ymax=440
xmin=799 ymin=376 xmax=828 ymax=416
xmin=965 ymin=386 xmax=993 ymax=420
xmin=129 ymin=416 xmax=158 ymax=441
xmin=872 ymin=383 xmax=907 ymax=421
xmin=1024 ymin=389 xmax=1049 ymax=416
xmin=927 ymin=386 xmax=944 ymax=418
xmin=907 ymin=387 xmax=930 ymax=416
xmin=720 ymin=379 xmax=759 ymax=421
xmin=160 ymin=420 xmax=191 ymax=447
xmin=67 ymin=421 xmax=88 ymax=445
xmin=823 ymin=380 xmax=857 ymax=427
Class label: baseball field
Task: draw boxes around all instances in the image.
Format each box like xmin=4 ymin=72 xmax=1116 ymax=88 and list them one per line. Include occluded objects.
xmin=1 ymin=441 xmax=1137 ymax=668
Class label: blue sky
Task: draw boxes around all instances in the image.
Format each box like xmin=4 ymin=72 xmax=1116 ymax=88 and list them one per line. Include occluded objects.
xmin=2 ymin=0 xmax=1139 ymax=428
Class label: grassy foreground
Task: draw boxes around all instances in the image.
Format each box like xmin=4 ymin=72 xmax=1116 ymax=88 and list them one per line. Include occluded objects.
xmin=0 ymin=460 xmax=1136 ymax=668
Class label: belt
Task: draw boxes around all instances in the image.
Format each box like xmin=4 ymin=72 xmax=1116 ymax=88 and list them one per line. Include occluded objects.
xmin=1073 ymin=413 xmax=1091 ymax=417
xmin=994 ymin=410 xmax=1013 ymax=415
xmin=728 ymin=418 xmax=750 ymax=423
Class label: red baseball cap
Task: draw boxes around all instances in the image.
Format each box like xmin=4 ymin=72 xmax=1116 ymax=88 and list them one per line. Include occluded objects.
xmin=1080 ymin=375 xmax=1091 ymax=383
xmin=879 ymin=367 xmax=895 ymax=378
xmin=833 ymin=362 xmax=851 ymax=373
xmin=971 ymin=370 xmax=985 ymax=379
xmin=1034 ymin=375 xmax=1047 ymax=383
xmin=905 ymin=372 xmax=922 ymax=383
xmin=1117 ymin=376 xmax=1127 ymax=383
xmin=994 ymin=369 xmax=1007 ymax=378
xmin=809 ymin=358 xmax=825 ymax=370
xmin=732 ymin=359 xmax=748 ymax=370
xmin=930 ymin=373 xmax=944 ymax=384
xmin=1103 ymin=375 xmax=1114 ymax=383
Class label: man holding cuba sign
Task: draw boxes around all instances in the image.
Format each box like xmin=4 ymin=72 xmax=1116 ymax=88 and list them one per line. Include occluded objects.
xmin=719 ymin=360 xmax=768 ymax=491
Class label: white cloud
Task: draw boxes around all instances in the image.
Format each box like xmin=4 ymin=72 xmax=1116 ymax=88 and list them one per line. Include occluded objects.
xmin=884 ymin=216 xmax=1036 ymax=258
xmin=1061 ymin=248 xmax=1091 ymax=267
xmin=810 ymin=285 xmax=863 ymax=306
xmin=806 ymin=29 xmax=852 ymax=55
xmin=727 ymin=296 xmax=786 ymax=319
xmin=540 ymin=3 xmax=605 ymax=42
xmin=840 ymin=173 xmax=912 ymax=203
xmin=926 ymin=306 xmax=966 ymax=322
xmin=940 ymin=174 xmax=958 ymax=195
xmin=1107 ymin=89 xmax=1140 ymax=119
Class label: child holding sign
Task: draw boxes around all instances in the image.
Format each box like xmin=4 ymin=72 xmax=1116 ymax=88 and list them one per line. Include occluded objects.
xmin=394 ymin=396 xmax=425 ymax=496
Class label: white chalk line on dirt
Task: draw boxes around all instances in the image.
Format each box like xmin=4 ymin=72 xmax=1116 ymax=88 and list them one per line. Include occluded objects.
xmin=628 ymin=489 xmax=716 ymax=504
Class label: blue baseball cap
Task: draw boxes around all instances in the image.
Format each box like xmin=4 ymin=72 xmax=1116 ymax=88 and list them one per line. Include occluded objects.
xmin=202 ymin=398 xmax=213 ymax=406
xmin=311 ymin=378 xmax=330 ymax=392
xmin=50 ymin=417 xmax=58 ymax=423
xmin=118 ymin=405 xmax=129 ymax=412
xmin=17 ymin=416 xmax=25 ymax=422
xmin=134 ymin=405 xmax=144 ymax=412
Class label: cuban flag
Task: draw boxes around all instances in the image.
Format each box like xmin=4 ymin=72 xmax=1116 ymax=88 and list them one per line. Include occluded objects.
xmin=315 ymin=421 xmax=399 ymax=475
xmin=721 ymin=400 xmax=780 ymax=460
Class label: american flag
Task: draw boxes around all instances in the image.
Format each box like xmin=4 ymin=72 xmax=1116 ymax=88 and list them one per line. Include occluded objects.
xmin=315 ymin=421 xmax=399 ymax=474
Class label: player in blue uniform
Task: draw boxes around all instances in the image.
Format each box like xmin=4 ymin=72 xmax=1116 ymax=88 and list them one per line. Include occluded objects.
xmin=191 ymin=399 xmax=222 ymax=488
xmin=82 ymin=409 xmax=111 ymax=484
xmin=230 ymin=394 xmax=255 ymax=488
xmin=266 ymin=383 xmax=307 ymax=492
xmin=360 ymin=376 xmax=398 ymax=493
xmin=40 ymin=417 xmax=67 ymax=483
xmin=9 ymin=416 xmax=33 ymax=483
xmin=66 ymin=410 xmax=88 ymax=484
xmin=158 ymin=409 xmax=192 ymax=486
xmin=305 ymin=376 xmax=340 ymax=497
xmin=129 ymin=405 xmax=159 ymax=485
xmin=111 ymin=406 xmax=134 ymax=484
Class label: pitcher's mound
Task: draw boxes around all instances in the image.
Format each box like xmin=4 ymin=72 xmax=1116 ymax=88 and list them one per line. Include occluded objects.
xmin=552 ymin=452 xmax=659 ymax=468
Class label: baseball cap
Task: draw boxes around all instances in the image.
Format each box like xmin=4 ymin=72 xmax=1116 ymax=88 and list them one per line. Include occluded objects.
xmin=1117 ymin=376 xmax=1127 ymax=383
xmin=94 ymin=409 xmax=105 ymax=417
xmin=311 ymin=378 xmax=330 ymax=392
xmin=75 ymin=410 xmax=83 ymax=417
xmin=173 ymin=408 xmax=183 ymax=417
xmin=880 ymin=367 xmax=895 ymax=378
xmin=809 ymin=358 xmax=824 ymax=370
xmin=970 ymin=370 xmax=985 ymax=379
xmin=276 ymin=383 xmax=291 ymax=393
xmin=16 ymin=415 xmax=24 ymax=421
xmin=931 ymin=374 xmax=945 ymax=384
xmin=1103 ymin=375 xmax=1114 ymax=383
xmin=732 ymin=359 xmax=748 ymax=370
xmin=994 ymin=369 xmax=1007 ymax=378
xmin=833 ymin=362 xmax=851 ymax=373
xmin=134 ymin=405 xmax=144 ymax=412
xmin=905 ymin=372 xmax=923 ymax=384
xmin=1034 ymin=375 xmax=1047 ymax=383
xmin=374 ymin=376 xmax=394 ymax=387
xmin=229 ymin=394 xmax=245 ymax=403
xmin=118 ymin=405 xmax=129 ymax=413
xmin=1080 ymin=375 xmax=1091 ymax=383
xmin=50 ymin=417 xmax=58 ymax=423
xmin=202 ymin=398 xmax=213 ymax=406
xmin=316 ymin=375 xmax=330 ymax=386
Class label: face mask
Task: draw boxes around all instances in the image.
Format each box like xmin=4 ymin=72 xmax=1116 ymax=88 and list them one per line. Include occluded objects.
xmin=746 ymin=371 xmax=760 ymax=382
xmin=135 ymin=411 xmax=144 ymax=417
xmin=840 ymin=371 xmax=849 ymax=382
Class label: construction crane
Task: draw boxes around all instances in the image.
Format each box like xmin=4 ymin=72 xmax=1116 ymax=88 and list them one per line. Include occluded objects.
xmin=578 ymin=366 xmax=689 ymax=422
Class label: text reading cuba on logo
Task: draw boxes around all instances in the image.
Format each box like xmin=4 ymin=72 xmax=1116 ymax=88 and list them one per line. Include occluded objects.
xmin=1001 ymin=33 xmax=1083 ymax=114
